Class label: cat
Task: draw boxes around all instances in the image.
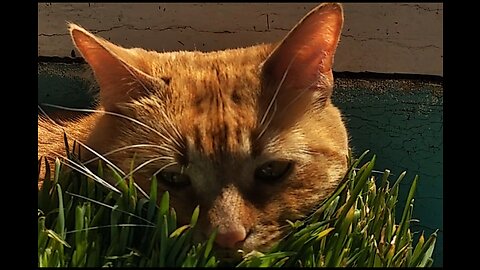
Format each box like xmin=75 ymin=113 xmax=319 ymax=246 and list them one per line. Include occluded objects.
xmin=38 ymin=3 xmax=349 ymax=254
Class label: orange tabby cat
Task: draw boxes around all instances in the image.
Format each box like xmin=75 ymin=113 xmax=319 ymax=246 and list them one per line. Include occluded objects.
xmin=38 ymin=3 xmax=349 ymax=253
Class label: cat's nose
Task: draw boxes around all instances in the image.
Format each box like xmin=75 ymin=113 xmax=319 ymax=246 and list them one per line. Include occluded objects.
xmin=214 ymin=225 xmax=247 ymax=249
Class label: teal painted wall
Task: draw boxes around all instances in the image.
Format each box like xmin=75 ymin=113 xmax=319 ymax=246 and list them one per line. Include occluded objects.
xmin=38 ymin=63 xmax=443 ymax=266
xmin=333 ymin=79 xmax=443 ymax=266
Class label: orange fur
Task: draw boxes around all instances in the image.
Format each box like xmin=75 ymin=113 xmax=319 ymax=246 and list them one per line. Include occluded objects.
xmin=38 ymin=3 xmax=349 ymax=253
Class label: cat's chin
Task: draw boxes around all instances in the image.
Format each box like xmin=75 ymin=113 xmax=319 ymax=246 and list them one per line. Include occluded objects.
xmin=214 ymin=247 xmax=244 ymax=263
xmin=213 ymin=246 xmax=271 ymax=264
xmin=213 ymin=234 xmax=281 ymax=264
xmin=213 ymin=228 xmax=283 ymax=262
xmin=192 ymin=225 xmax=282 ymax=261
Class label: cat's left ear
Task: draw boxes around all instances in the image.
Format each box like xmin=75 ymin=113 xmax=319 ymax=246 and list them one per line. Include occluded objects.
xmin=260 ymin=3 xmax=343 ymax=110
xmin=69 ymin=23 xmax=158 ymax=112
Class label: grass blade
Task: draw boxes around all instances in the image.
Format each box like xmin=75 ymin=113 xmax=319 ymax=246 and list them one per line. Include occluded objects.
xmin=395 ymin=175 xmax=418 ymax=253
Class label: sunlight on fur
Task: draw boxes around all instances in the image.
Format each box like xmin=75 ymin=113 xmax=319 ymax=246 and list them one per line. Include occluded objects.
xmin=38 ymin=3 xmax=349 ymax=254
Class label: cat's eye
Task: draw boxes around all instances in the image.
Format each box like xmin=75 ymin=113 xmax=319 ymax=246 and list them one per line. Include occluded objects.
xmin=255 ymin=160 xmax=293 ymax=182
xmin=157 ymin=171 xmax=191 ymax=188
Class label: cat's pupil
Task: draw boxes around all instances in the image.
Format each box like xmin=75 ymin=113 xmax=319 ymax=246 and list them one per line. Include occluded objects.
xmin=255 ymin=160 xmax=293 ymax=182
xmin=158 ymin=171 xmax=191 ymax=187
xmin=261 ymin=164 xmax=274 ymax=176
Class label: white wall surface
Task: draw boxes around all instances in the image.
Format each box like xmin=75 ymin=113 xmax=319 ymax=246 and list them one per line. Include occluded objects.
xmin=38 ymin=3 xmax=443 ymax=76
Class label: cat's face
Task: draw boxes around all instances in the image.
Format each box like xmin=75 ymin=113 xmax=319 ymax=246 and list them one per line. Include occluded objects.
xmin=71 ymin=3 xmax=348 ymax=254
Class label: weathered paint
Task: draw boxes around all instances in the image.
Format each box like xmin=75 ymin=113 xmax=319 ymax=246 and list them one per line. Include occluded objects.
xmin=38 ymin=3 xmax=443 ymax=76
xmin=333 ymin=79 xmax=443 ymax=267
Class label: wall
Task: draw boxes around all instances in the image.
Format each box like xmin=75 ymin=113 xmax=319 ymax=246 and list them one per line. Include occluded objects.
xmin=38 ymin=3 xmax=443 ymax=76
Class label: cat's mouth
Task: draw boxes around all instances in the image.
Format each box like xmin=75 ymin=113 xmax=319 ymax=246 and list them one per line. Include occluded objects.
xmin=213 ymin=247 xmax=244 ymax=263
xmin=192 ymin=224 xmax=282 ymax=262
xmin=211 ymin=227 xmax=283 ymax=261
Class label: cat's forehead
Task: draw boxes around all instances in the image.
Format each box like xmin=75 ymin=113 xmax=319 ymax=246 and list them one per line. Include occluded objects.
xmin=170 ymin=49 xmax=262 ymax=158
xmin=151 ymin=44 xmax=273 ymax=81
xmin=140 ymin=45 xmax=275 ymax=158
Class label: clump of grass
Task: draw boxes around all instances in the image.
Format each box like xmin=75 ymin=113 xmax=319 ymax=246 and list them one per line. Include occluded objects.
xmin=38 ymin=156 xmax=218 ymax=267
xmin=38 ymin=150 xmax=437 ymax=267
xmin=237 ymin=152 xmax=437 ymax=267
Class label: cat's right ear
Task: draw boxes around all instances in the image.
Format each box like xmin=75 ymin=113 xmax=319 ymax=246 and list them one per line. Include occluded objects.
xmin=258 ymin=3 xmax=343 ymax=130
xmin=262 ymin=3 xmax=343 ymax=93
xmin=69 ymin=23 xmax=157 ymax=112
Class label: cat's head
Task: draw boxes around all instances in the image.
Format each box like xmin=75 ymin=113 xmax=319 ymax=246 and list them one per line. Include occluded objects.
xmin=70 ymin=3 xmax=348 ymax=254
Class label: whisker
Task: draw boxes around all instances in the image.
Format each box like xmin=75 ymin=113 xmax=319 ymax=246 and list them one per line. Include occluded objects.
xmin=55 ymin=155 xmax=121 ymax=195
xmin=65 ymin=191 xmax=155 ymax=225
xmin=120 ymin=61 xmax=154 ymax=96
xmin=59 ymin=161 xmax=101 ymax=182
xmin=121 ymin=156 xmax=176 ymax=181
xmin=162 ymin=110 xmax=183 ymax=143
xmin=66 ymin=224 xmax=156 ymax=234
xmin=40 ymin=106 xmax=172 ymax=199
xmin=259 ymin=51 xmax=300 ymax=127
xmin=157 ymin=126 xmax=184 ymax=155
xmin=60 ymin=161 xmax=111 ymax=190
xmin=158 ymin=109 xmax=184 ymax=150
xmin=152 ymin=162 xmax=178 ymax=178
xmin=40 ymin=104 xmax=184 ymax=156
xmin=58 ymin=129 xmax=154 ymax=197
xmin=38 ymin=104 xmax=60 ymax=126
xmin=59 ymin=146 xmax=151 ymax=200
xmin=133 ymin=182 xmax=150 ymax=199
xmin=83 ymin=144 xmax=174 ymax=165
xmin=74 ymin=140 xmax=126 ymax=176
xmin=256 ymin=102 xmax=277 ymax=142
xmin=125 ymin=173 xmax=150 ymax=200
xmin=274 ymin=78 xmax=319 ymax=122
xmin=72 ymin=143 xmax=152 ymax=199
xmin=51 ymin=151 xmax=119 ymax=193
xmin=41 ymin=114 xmax=170 ymax=199
xmin=257 ymin=52 xmax=300 ymax=141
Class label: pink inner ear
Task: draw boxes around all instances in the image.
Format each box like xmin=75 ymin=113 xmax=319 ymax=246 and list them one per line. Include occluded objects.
xmin=256 ymin=4 xmax=343 ymax=133
xmin=70 ymin=27 xmax=153 ymax=111
xmin=263 ymin=3 xmax=343 ymax=91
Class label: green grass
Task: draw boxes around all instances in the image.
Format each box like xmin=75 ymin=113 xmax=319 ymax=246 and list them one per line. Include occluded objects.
xmin=38 ymin=150 xmax=437 ymax=267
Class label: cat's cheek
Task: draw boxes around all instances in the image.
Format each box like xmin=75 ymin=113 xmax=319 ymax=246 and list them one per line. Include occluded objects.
xmin=128 ymin=172 xmax=198 ymax=226
xmin=167 ymin=189 xmax=199 ymax=224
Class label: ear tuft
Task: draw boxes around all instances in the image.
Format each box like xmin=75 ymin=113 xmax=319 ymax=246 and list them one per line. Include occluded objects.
xmin=67 ymin=23 xmax=155 ymax=112
xmin=262 ymin=2 xmax=344 ymax=91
